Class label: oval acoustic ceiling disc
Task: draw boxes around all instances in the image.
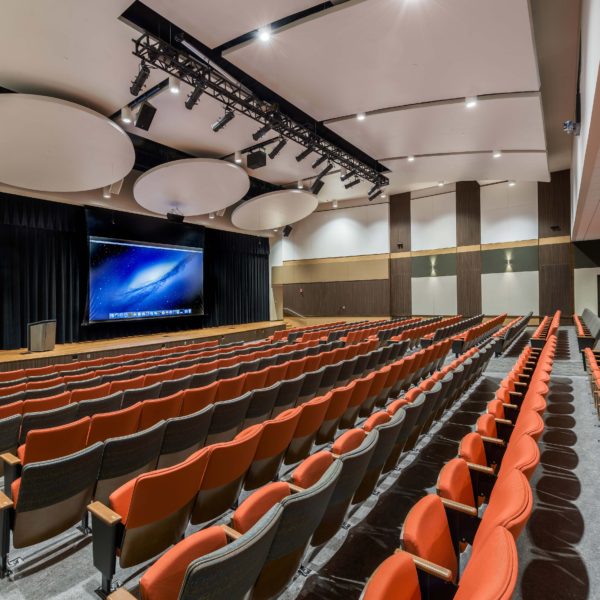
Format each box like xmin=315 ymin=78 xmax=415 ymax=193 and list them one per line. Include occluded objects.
xmin=134 ymin=158 xmax=250 ymax=216
xmin=0 ymin=94 xmax=135 ymax=192
xmin=231 ymin=189 xmax=318 ymax=231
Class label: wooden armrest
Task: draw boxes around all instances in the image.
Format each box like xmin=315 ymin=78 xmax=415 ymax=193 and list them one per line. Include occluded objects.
xmin=508 ymin=391 xmax=522 ymax=397
xmin=221 ymin=524 xmax=242 ymax=540
xmin=397 ymin=550 xmax=454 ymax=583
xmin=288 ymin=483 xmax=305 ymax=493
xmin=495 ymin=418 xmax=513 ymax=426
xmin=0 ymin=452 xmax=21 ymax=467
xmin=331 ymin=453 xmax=340 ymax=459
xmin=481 ymin=435 xmax=505 ymax=446
xmin=502 ymin=403 xmax=519 ymax=410
xmin=0 ymin=490 xmax=14 ymax=511
xmin=514 ymin=381 xmax=528 ymax=387
xmin=440 ymin=497 xmax=478 ymax=516
xmin=107 ymin=590 xmax=137 ymax=600
xmin=87 ymin=501 xmax=121 ymax=526
xmin=467 ymin=462 xmax=495 ymax=475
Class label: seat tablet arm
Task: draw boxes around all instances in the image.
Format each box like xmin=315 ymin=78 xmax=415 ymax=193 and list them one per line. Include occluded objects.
xmin=288 ymin=483 xmax=305 ymax=493
xmin=0 ymin=491 xmax=13 ymax=511
xmin=221 ymin=524 xmax=242 ymax=541
xmin=440 ymin=497 xmax=478 ymax=517
xmin=107 ymin=589 xmax=137 ymax=600
xmin=397 ymin=550 xmax=454 ymax=583
xmin=481 ymin=435 xmax=505 ymax=446
xmin=466 ymin=462 xmax=495 ymax=475
xmin=88 ymin=501 xmax=121 ymax=526
xmin=0 ymin=453 xmax=20 ymax=467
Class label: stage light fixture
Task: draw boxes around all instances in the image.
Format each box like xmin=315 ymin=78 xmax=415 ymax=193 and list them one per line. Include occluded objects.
xmin=252 ymin=122 xmax=273 ymax=141
xmin=130 ymin=63 xmax=150 ymax=96
xmin=311 ymin=178 xmax=325 ymax=194
xmin=368 ymin=187 xmax=381 ymax=201
xmin=169 ymin=75 xmax=180 ymax=94
xmin=340 ymin=169 xmax=355 ymax=182
xmin=268 ymin=138 xmax=287 ymax=160
xmin=102 ymin=186 xmax=111 ymax=199
xmin=465 ymin=96 xmax=478 ymax=109
xmin=297 ymin=180 xmax=304 ymax=189
xmin=212 ymin=109 xmax=235 ymax=132
xmin=296 ymin=146 xmax=313 ymax=162
xmin=332 ymin=200 xmax=338 ymax=208
xmin=437 ymin=181 xmax=445 ymax=187
xmin=368 ymin=183 xmax=379 ymax=196
xmin=208 ymin=212 xmax=215 ymax=219
xmin=234 ymin=151 xmax=243 ymax=164
xmin=407 ymin=155 xmax=415 ymax=162
xmin=316 ymin=163 xmax=333 ymax=180
xmin=312 ymin=155 xmax=327 ymax=169
xmin=356 ymin=112 xmax=366 ymax=121
xmin=493 ymin=149 xmax=502 ymax=158
xmin=345 ymin=178 xmax=360 ymax=189
xmin=258 ymin=26 xmax=272 ymax=42
xmin=185 ymin=80 xmax=206 ymax=109
xmin=120 ymin=106 xmax=133 ymax=124
xmin=508 ymin=180 xmax=516 ymax=187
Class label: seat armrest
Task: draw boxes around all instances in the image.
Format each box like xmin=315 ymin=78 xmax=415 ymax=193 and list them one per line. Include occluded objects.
xmin=481 ymin=435 xmax=505 ymax=446
xmin=221 ymin=524 xmax=242 ymax=540
xmin=88 ymin=501 xmax=121 ymax=526
xmin=0 ymin=491 xmax=13 ymax=511
xmin=288 ymin=483 xmax=305 ymax=493
xmin=495 ymin=417 xmax=513 ymax=426
xmin=467 ymin=462 xmax=495 ymax=475
xmin=398 ymin=550 xmax=454 ymax=583
xmin=502 ymin=403 xmax=519 ymax=410
xmin=107 ymin=590 xmax=137 ymax=600
xmin=440 ymin=497 xmax=478 ymax=517
xmin=0 ymin=453 xmax=20 ymax=467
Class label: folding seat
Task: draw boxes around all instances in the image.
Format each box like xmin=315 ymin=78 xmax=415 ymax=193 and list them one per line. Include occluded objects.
xmin=25 ymin=376 xmax=63 ymax=391
xmin=0 ymin=391 xmax=25 ymax=407
xmin=22 ymin=391 xmax=71 ymax=415
xmin=243 ymin=383 xmax=279 ymax=428
xmin=19 ymin=404 xmax=78 ymax=445
xmin=93 ymin=421 xmax=166 ymax=504
xmin=0 ymin=414 xmax=22 ymax=468
xmin=496 ymin=433 xmax=540 ymax=481
xmin=62 ymin=371 xmax=94 ymax=386
xmin=24 ymin=382 xmax=66 ymax=400
xmin=86 ymin=403 xmax=143 ymax=446
xmin=362 ymin=526 xmax=517 ymax=600
xmin=157 ymin=405 xmax=215 ymax=469
xmin=109 ymin=375 xmax=146 ymax=395
xmin=180 ymin=381 xmax=219 ymax=416
xmin=65 ymin=375 xmax=103 ymax=391
xmin=418 ymin=379 xmax=444 ymax=433
xmin=294 ymin=430 xmax=378 ymax=546
xmin=218 ymin=363 xmax=240 ymax=380
xmin=339 ymin=374 xmax=374 ymax=429
xmin=316 ymin=383 xmax=354 ymax=444
xmin=389 ymin=357 xmax=414 ymax=398
xmin=363 ymin=349 xmax=383 ymax=373
xmin=88 ymin=448 xmax=211 ymax=596
xmin=205 ymin=392 xmax=252 ymax=445
xmin=138 ymin=392 xmax=184 ymax=431
xmin=335 ymin=357 xmax=358 ymax=387
xmin=215 ymin=373 xmax=246 ymax=402
xmin=242 ymin=367 xmax=269 ymax=393
xmin=263 ymin=362 xmax=288 ymax=386
xmin=157 ymin=375 xmax=192 ymax=398
xmin=383 ymin=394 xmax=425 ymax=470
xmin=169 ymin=364 xmax=198 ymax=380
xmin=237 ymin=358 xmax=261 ymax=376
xmin=359 ymin=367 xmax=390 ymax=418
xmin=317 ymin=361 xmax=344 ymax=396
xmin=0 ymin=369 xmax=25 ymax=384
xmin=190 ymin=424 xmax=263 ymax=524
xmin=271 ymin=374 xmax=304 ymax=417
xmin=295 ymin=367 xmax=324 ymax=408
xmin=377 ymin=344 xmax=394 ymax=366
xmin=77 ymin=392 xmax=123 ymax=418
xmin=119 ymin=383 xmax=162 ymax=409
xmin=353 ymin=410 xmax=406 ymax=503
xmin=352 ymin=352 xmax=371 ymax=378
xmin=0 ymin=443 xmax=104 ymax=576
xmin=142 ymin=371 xmax=169 ymax=388
xmin=71 ymin=382 xmax=111 ymax=403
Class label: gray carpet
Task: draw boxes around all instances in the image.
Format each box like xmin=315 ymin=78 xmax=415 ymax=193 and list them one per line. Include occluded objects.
xmin=1 ymin=327 xmax=598 ymax=599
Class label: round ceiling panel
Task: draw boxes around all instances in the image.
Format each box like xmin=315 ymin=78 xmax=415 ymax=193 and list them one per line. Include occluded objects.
xmin=231 ymin=189 xmax=319 ymax=231
xmin=0 ymin=94 xmax=135 ymax=192
xmin=134 ymin=158 xmax=250 ymax=216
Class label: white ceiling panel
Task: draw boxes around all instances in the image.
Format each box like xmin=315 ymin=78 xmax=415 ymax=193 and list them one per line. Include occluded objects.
xmin=225 ymin=0 xmax=540 ymax=121
xmin=0 ymin=0 xmax=163 ymax=115
xmin=326 ymin=94 xmax=546 ymax=159
xmin=143 ymin=0 xmax=324 ymax=48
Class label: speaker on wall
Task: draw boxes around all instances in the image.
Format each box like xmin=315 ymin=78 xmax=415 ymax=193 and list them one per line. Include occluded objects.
xmin=283 ymin=225 xmax=293 ymax=237
xmin=135 ymin=101 xmax=157 ymax=131
xmin=167 ymin=212 xmax=185 ymax=223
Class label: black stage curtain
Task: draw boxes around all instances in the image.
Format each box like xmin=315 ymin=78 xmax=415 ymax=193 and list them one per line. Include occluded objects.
xmin=0 ymin=193 xmax=270 ymax=350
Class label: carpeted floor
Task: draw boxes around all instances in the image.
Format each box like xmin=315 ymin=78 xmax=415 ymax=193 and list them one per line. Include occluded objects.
xmin=1 ymin=327 xmax=598 ymax=599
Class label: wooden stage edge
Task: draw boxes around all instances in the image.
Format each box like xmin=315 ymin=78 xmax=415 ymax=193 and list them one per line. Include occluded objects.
xmin=0 ymin=321 xmax=286 ymax=371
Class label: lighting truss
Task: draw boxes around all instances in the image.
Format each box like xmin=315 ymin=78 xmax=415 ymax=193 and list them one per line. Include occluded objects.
xmin=132 ymin=32 xmax=388 ymax=188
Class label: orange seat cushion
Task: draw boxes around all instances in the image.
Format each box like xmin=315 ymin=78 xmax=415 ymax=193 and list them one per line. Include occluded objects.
xmin=87 ymin=403 xmax=142 ymax=446
xmin=363 ymin=551 xmax=421 ymax=600
xmin=232 ymin=482 xmax=290 ymax=534
xmin=332 ymin=429 xmax=366 ymax=455
xmin=292 ymin=451 xmax=334 ymax=489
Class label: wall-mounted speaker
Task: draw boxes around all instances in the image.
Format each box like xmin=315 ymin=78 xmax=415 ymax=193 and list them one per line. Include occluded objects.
xmin=135 ymin=101 xmax=157 ymax=131
xmin=167 ymin=212 xmax=185 ymax=223
xmin=247 ymin=149 xmax=267 ymax=169
xmin=283 ymin=225 xmax=293 ymax=237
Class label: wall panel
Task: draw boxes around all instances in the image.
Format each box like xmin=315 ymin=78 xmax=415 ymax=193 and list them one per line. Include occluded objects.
xmin=457 ymin=251 xmax=482 ymax=315
xmin=412 ymin=276 xmax=457 ymax=315
xmin=390 ymin=257 xmax=411 ymax=316
xmin=538 ymin=169 xmax=571 ymax=238
xmin=410 ymin=191 xmax=456 ymax=251
xmin=482 ymin=271 xmax=539 ymax=315
xmin=538 ymin=243 xmax=574 ymax=315
xmin=389 ymin=192 xmax=411 ymax=252
xmin=456 ymin=181 xmax=481 ymax=246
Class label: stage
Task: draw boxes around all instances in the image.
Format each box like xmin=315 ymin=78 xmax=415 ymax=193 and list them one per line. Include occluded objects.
xmin=0 ymin=320 xmax=285 ymax=371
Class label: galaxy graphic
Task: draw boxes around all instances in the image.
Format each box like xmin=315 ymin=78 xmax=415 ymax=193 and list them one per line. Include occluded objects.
xmin=89 ymin=237 xmax=204 ymax=322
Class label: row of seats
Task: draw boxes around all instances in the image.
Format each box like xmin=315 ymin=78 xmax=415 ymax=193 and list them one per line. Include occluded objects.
xmin=451 ymin=313 xmax=506 ymax=355
xmin=423 ymin=314 xmax=484 ymax=346
xmin=530 ymin=310 xmax=560 ymax=348
xmin=271 ymin=320 xmax=350 ymax=342
xmin=337 ymin=318 xmax=419 ymax=345
xmin=583 ymin=347 xmax=600 ymax=417
xmin=99 ymin=339 xmax=495 ymax=599
xmin=492 ymin=312 xmax=532 ymax=356
xmin=394 ymin=316 xmax=463 ymax=347
xmin=361 ymin=333 xmax=556 ymax=599
xmin=0 ymin=336 xmax=453 ymax=587
xmin=377 ymin=317 xmax=443 ymax=343
xmin=298 ymin=320 xmax=390 ymax=343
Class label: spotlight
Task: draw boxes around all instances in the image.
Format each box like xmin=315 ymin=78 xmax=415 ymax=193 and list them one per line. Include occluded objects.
xmin=297 ymin=180 xmax=304 ymax=189
xmin=130 ymin=63 xmax=150 ymax=96
xmin=252 ymin=123 xmax=272 ymax=141
xmin=368 ymin=183 xmax=380 ymax=196
xmin=102 ymin=186 xmax=111 ymax=199
xmin=492 ymin=149 xmax=502 ymax=158
xmin=508 ymin=180 xmax=516 ymax=187
xmin=356 ymin=112 xmax=366 ymax=121
xmin=368 ymin=187 xmax=381 ymax=201
xmin=312 ymin=155 xmax=327 ymax=169
xmin=120 ymin=106 xmax=133 ymax=124
xmin=340 ymin=169 xmax=355 ymax=182
xmin=296 ymin=146 xmax=312 ymax=162
xmin=283 ymin=225 xmax=293 ymax=237
xmin=465 ymin=96 xmax=478 ymax=109
xmin=212 ymin=109 xmax=235 ymax=132
xmin=316 ymin=163 xmax=333 ymax=180
xmin=380 ymin=193 xmax=387 ymax=199
xmin=407 ymin=155 xmax=415 ymax=162
xmin=437 ymin=181 xmax=445 ymax=187
xmin=208 ymin=212 xmax=215 ymax=219
xmin=169 ymin=76 xmax=180 ymax=94
xmin=311 ymin=179 xmax=325 ymax=194
xmin=258 ymin=26 xmax=272 ymax=42
xmin=234 ymin=151 xmax=243 ymax=164
xmin=345 ymin=178 xmax=360 ymax=189
xmin=332 ymin=200 xmax=338 ymax=209
xmin=185 ymin=79 xmax=206 ymax=110
xmin=268 ymin=138 xmax=287 ymax=160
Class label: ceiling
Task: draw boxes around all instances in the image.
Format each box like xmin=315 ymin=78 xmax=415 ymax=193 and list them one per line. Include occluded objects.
xmin=0 ymin=0 xmax=581 ymax=229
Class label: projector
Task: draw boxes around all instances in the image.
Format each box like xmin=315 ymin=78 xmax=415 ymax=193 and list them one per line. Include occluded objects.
xmin=167 ymin=212 xmax=184 ymax=223
xmin=247 ymin=148 xmax=267 ymax=169
xmin=563 ymin=120 xmax=580 ymax=135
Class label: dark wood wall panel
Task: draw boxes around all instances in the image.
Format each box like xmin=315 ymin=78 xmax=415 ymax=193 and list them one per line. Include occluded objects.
xmin=390 ymin=257 xmax=411 ymax=316
xmin=283 ymin=280 xmax=390 ymax=316
xmin=389 ymin=192 xmax=411 ymax=252
xmin=538 ymin=170 xmax=571 ymax=238
xmin=457 ymin=251 xmax=482 ymax=316
xmin=539 ymin=243 xmax=574 ymax=316
xmin=456 ymin=181 xmax=481 ymax=246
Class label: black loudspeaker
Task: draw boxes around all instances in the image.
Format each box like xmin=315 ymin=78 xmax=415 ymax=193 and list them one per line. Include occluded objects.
xmin=247 ymin=149 xmax=267 ymax=169
xmin=310 ymin=179 xmax=325 ymax=195
xmin=167 ymin=212 xmax=185 ymax=223
xmin=135 ymin=101 xmax=157 ymax=131
xmin=283 ymin=225 xmax=293 ymax=237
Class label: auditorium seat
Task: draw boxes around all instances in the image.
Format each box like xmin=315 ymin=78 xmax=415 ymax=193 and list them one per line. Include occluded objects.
xmin=86 ymin=403 xmax=142 ymax=446
xmin=179 ymin=381 xmax=219 ymax=416
xmin=316 ymin=383 xmax=354 ymax=443
xmin=340 ymin=374 xmax=373 ymax=429
xmin=25 ymin=383 xmax=66 ymax=400
xmin=243 ymin=383 xmax=280 ymax=428
xmin=71 ymin=382 xmax=111 ymax=403
xmin=65 ymin=375 xmax=103 ymax=391
xmin=19 ymin=404 xmax=78 ymax=444
xmin=263 ymin=363 xmax=288 ymax=387
xmin=76 ymin=392 xmax=123 ymax=418
xmin=296 ymin=367 xmax=324 ymax=406
xmin=388 ymin=388 xmax=426 ymax=452
xmin=205 ymin=392 xmax=252 ymax=444
xmin=271 ymin=374 xmax=304 ymax=417
xmin=158 ymin=375 xmax=192 ymax=398
xmin=121 ymin=383 xmax=162 ymax=409
xmin=359 ymin=367 xmax=389 ymax=418
xmin=242 ymin=367 xmax=269 ymax=392
xmin=215 ymin=373 xmax=246 ymax=402
xmin=317 ymin=361 xmax=344 ymax=395
xmin=138 ymin=392 xmax=184 ymax=431
xmin=22 ymin=391 xmax=71 ymax=414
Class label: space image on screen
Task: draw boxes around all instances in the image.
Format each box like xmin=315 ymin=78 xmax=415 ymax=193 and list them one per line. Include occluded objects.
xmin=88 ymin=237 xmax=204 ymax=323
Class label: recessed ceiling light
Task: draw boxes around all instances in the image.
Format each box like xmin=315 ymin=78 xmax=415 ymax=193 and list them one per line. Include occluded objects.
xmin=493 ymin=149 xmax=502 ymax=158
xmin=407 ymin=155 xmax=415 ymax=162
xmin=258 ymin=26 xmax=271 ymax=42
xmin=437 ymin=181 xmax=444 ymax=187
xmin=120 ymin=106 xmax=133 ymax=124
xmin=508 ymin=180 xmax=516 ymax=187
xmin=380 ymin=193 xmax=387 ymax=199
xmin=208 ymin=212 xmax=215 ymax=219
xmin=102 ymin=186 xmax=111 ymax=199
xmin=273 ymin=228 xmax=278 ymax=232
xmin=297 ymin=179 xmax=304 ymax=189
xmin=332 ymin=200 xmax=338 ymax=208
xmin=169 ymin=76 xmax=180 ymax=95
xmin=356 ymin=112 xmax=366 ymax=121
xmin=465 ymin=96 xmax=478 ymax=109
xmin=234 ymin=151 xmax=242 ymax=164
